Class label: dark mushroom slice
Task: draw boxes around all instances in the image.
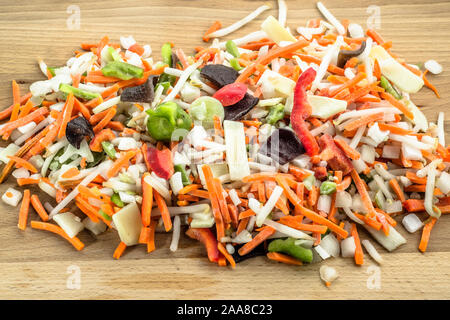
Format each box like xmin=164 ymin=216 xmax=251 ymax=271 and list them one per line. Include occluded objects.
xmin=200 ymin=64 xmax=239 ymax=88
xmin=336 ymin=40 xmax=366 ymax=68
xmin=120 ymin=76 xmax=157 ymax=103
xmin=224 ymin=93 xmax=259 ymax=121
xmin=66 ymin=116 xmax=94 ymax=149
xmin=232 ymin=243 xmax=267 ymax=263
xmin=259 ymin=128 xmax=305 ymax=165
xmin=171 ymin=51 xmax=180 ymax=68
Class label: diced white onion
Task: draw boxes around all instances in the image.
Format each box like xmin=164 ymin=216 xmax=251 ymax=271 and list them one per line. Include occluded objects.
xmin=402 ymin=214 xmax=423 ymax=233
xmin=341 ymin=236 xmax=356 ymax=257
xmin=424 ymin=60 xmax=442 ymax=75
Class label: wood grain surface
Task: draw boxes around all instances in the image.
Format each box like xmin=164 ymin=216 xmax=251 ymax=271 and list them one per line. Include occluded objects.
xmin=0 ymin=0 xmax=449 ymax=300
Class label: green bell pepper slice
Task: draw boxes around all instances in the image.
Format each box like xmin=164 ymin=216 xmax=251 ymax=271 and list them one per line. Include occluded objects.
xmin=380 ymin=75 xmax=402 ymax=100
xmin=320 ymin=181 xmax=337 ymax=195
xmin=101 ymin=141 xmax=116 ymax=159
xmin=174 ymin=164 xmax=190 ymax=186
xmin=101 ymin=61 xmax=144 ymax=80
xmin=146 ymin=101 xmax=192 ymax=141
xmin=59 ymin=83 xmax=101 ymax=101
xmin=111 ymin=192 xmax=124 ymax=208
xmin=268 ymin=238 xmax=313 ymax=263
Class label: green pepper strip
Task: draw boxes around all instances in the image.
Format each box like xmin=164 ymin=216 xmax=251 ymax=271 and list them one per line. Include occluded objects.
xmin=59 ymin=83 xmax=101 ymax=101
xmin=268 ymin=238 xmax=313 ymax=263
xmin=229 ymin=58 xmax=243 ymax=71
xmin=225 ymin=40 xmax=240 ymax=58
xmin=380 ymin=76 xmax=402 ymax=100
xmin=174 ymin=164 xmax=190 ymax=186
xmin=101 ymin=61 xmax=144 ymax=80
xmin=111 ymin=193 xmax=124 ymax=208
xmin=101 ymin=141 xmax=116 ymax=159
xmin=320 ymin=181 xmax=337 ymax=195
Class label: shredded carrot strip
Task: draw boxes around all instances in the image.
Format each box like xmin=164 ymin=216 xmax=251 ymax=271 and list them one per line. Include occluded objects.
xmin=141 ymin=173 xmax=153 ymax=227
xmin=419 ymin=218 xmax=437 ymax=253
xmin=202 ymin=165 xmax=225 ymax=241
xmin=0 ymin=107 xmax=49 ymax=136
xmin=31 ymin=221 xmax=85 ymax=250
xmin=113 ymin=241 xmax=127 ymax=259
xmin=422 ymin=70 xmax=440 ymax=98
xmin=389 ymin=178 xmax=406 ymax=202
xmin=154 ymin=190 xmax=172 ymax=232
xmin=235 ymin=40 xmax=310 ymax=83
xmin=334 ymin=138 xmax=360 ymax=160
xmin=217 ymin=243 xmax=236 ymax=268
xmin=17 ymin=178 xmax=39 ymax=186
xmin=18 ymin=189 xmax=31 ymax=230
xmin=7 ymin=156 xmax=38 ymax=173
xmin=350 ymin=169 xmax=377 ymax=217
xmin=57 ymin=93 xmax=75 ymax=139
xmin=29 ymin=194 xmax=49 ymax=222
xmin=214 ymin=178 xmax=231 ymax=224
xmin=351 ymin=223 xmax=364 ymax=265
xmin=203 ymin=20 xmax=222 ymax=42
xmin=344 ymin=112 xmax=384 ymax=131
xmin=329 ymin=72 xmax=366 ymax=97
xmin=267 ymin=252 xmax=303 ymax=266
xmin=93 ymin=107 xmax=117 ymax=133
xmin=238 ymin=226 xmax=276 ymax=256
xmin=147 ymin=219 xmax=157 ymax=253
xmin=18 ymin=100 xmax=34 ymax=119
xmin=366 ymin=29 xmax=385 ymax=44
xmin=377 ymin=123 xmax=413 ymax=135
xmin=61 ymin=167 xmax=80 ymax=179
xmin=178 ymin=184 xmax=201 ymax=195
xmin=107 ymin=150 xmax=137 ymax=178
xmin=380 ymin=91 xmax=414 ymax=119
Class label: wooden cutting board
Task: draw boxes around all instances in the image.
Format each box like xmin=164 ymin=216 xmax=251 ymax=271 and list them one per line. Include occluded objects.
xmin=0 ymin=0 xmax=449 ymax=299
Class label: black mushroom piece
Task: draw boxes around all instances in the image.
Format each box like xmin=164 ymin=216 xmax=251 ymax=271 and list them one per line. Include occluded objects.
xmin=200 ymin=64 xmax=239 ymax=87
xmin=336 ymin=40 xmax=366 ymax=68
xmin=66 ymin=116 xmax=94 ymax=149
xmin=120 ymin=76 xmax=157 ymax=103
xmin=224 ymin=93 xmax=259 ymax=121
xmin=200 ymin=64 xmax=259 ymax=120
xmin=259 ymin=128 xmax=305 ymax=165
xmin=232 ymin=243 xmax=267 ymax=263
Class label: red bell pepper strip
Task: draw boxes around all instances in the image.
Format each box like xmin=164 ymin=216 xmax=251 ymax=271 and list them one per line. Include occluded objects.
xmin=318 ymin=134 xmax=353 ymax=175
xmin=185 ymin=227 xmax=220 ymax=263
xmin=290 ymin=68 xmax=320 ymax=156
xmin=146 ymin=146 xmax=174 ymax=180
xmin=213 ymin=82 xmax=247 ymax=106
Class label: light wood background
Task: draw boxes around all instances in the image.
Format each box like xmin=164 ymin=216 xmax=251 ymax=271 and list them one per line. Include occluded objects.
xmin=0 ymin=0 xmax=449 ymax=300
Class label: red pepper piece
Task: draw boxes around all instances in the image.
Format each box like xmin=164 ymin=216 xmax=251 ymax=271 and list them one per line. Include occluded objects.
xmin=318 ymin=134 xmax=353 ymax=175
xmin=212 ymin=82 xmax=247 ymax=106
xmin=128 ymin=43 xmax=145 ymax=56
xmin=290 ymin=68 xmax=320 ymax=156
xmin=313 ymin=166 xmax=328 ymax=180
xmin=146 ymin=146 xmax=174 ymax=180
xmin=185 ymin=227 xmax=220 ymax=262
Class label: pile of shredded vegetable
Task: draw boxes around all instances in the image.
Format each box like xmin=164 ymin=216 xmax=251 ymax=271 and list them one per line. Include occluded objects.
xmin=1 ymin=1 xmax=447 ymax=285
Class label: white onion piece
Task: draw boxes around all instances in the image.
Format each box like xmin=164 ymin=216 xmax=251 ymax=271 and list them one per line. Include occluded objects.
xmin=361 ymin=239 xmax=383 ymax=264
xmin=169 ymin=216 xmax=181 ymax=252
xmin=402 ymin=214 xmax=423 ymax=233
